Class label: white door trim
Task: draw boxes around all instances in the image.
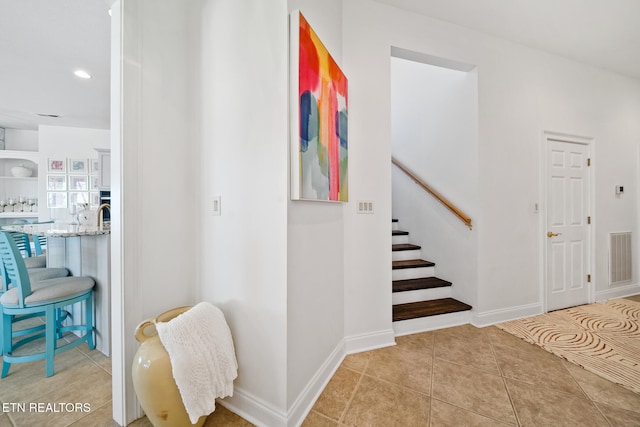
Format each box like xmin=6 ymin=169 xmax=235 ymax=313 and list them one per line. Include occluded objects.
xmin=540 ymin=131 xmax=595 ymax=313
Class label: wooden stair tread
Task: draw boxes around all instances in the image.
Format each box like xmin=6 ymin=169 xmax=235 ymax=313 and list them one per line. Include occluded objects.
xmin=392 ymin=259 xmax=435 ymax=269
xmin=392 ymin=230 xmax=409 ymax=236
xmin=392 ymin=243 xmax=421 ymax=251
xmin=392 ymin=218 xmax=398 ymax=223
xmin=393 ymin=298 xmax=472 ymax=321
xmin=393 ymin=277 xmax=451 ymax=293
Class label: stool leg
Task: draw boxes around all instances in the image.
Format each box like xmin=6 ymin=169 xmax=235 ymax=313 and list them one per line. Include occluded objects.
xmin=55 ymin=308 xmax=65 ymax=339
xmin=1 ymin=312 xmax=12 ymax=378
xmin=45 ymin=305 xmax=56 ymax=377
xmin=0 ymin=311 xmax=4 ymax=355
xmin=86 ymin=293 xmax=95 ymax=350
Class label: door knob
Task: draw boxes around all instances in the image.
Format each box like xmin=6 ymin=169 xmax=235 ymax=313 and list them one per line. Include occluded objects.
xmin=547 ymin=231 xmax=562 ymax=238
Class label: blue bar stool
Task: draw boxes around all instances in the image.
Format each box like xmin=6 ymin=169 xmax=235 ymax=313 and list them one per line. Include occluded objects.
xmin=0 ymin=231 xmax=95 ymax=377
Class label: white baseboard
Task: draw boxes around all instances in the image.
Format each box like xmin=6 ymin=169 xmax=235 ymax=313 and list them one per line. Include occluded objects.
xmin=286 ymin=341 xmax=345 ymax=427
xmin=595 ymin=283 xmax=640 ymax=302
xmin=471 ymin=302 xmax=542 ymax=327
xmin=344 ymin=328 xmax=396 ymax=354
xmin=393 ymin=310 xmax=470 ymax=336
xmin=217 ymin=330 xmax=394 ymax=427
xmin=216 ymin=387 xmax=287 ymax=427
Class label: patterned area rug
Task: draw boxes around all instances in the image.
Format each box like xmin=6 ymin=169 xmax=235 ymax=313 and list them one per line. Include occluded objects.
xmin=496 ymin=299 xmax=640 ymax=394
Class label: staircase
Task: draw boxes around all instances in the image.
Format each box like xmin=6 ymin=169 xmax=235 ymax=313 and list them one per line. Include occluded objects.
xmin=392 ymin=219 xmax=472 ymax=335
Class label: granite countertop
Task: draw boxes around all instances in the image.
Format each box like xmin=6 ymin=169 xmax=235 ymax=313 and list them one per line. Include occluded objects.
xmin=4 ymin=222 xmax=111 ymax=237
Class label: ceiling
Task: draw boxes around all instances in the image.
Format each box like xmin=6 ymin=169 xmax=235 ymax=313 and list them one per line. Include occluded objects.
xmin=0 ymin=0 xmax=111 ymax=131
xmin=376 ymin=0 xmax=640 ymax=80
xmin=0 ymin=0 xmax=638 ymax=132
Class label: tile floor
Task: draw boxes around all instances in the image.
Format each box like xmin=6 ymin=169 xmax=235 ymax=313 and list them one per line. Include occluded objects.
xmin=2 ymin=297 xmax=640 ymax=426
xmin=303 ymin=323 xmax=640 ymax=426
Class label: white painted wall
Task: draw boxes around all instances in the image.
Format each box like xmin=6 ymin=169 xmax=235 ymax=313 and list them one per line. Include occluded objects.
xmin=390 ymin=57 xmax=478 ymax=307
xmin=38 ymin=125 xmax=109 ymax=222
xmin=4 ymin=128 xmax=38 ymax=151
xmin=343 ymin=0 xmax=640 ymax=326
xmin=197 ymin=0 xmax=289 ymax=425
xmin=286 ymin=0 xmax=347 ymax=418
xmin=341 ymin=2 xmax=395 ymax=350
xmin=117 ymin=1 xmax=343 ymax=424
xmin=114 ymin=0 xmax=199 ymax=424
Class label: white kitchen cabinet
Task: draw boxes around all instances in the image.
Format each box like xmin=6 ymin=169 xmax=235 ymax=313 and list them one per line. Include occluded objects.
xmin=95 ymin=148 xmax=111 ymax=189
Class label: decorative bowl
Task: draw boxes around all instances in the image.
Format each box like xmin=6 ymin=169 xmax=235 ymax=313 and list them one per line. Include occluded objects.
xmin=11 ymin=164 xmax=32 ymax=177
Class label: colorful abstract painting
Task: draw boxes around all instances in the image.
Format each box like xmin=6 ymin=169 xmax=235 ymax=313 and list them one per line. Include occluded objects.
xmin=290 ymin=11 xmax=348 ymax=201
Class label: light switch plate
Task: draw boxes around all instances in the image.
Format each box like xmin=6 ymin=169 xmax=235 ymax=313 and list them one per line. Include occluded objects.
xmin=357 ymin=200 xmax=374 ymax=214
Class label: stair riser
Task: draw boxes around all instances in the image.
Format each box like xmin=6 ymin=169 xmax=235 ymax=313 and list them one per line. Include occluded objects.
xmin=392 ymin=222 xmax=399 ymax=231
xmin=392 ymin=266 xmax=435 ymax=281
xmin=392 ymin=249 xmax=422 ymax=261
xmin=393 ymin=310 xmax=471 ymax=336
xmin=392 ymin=235 xmax=409 ymax=245
xmin=392 ymin=287 xmax=451 ymax=305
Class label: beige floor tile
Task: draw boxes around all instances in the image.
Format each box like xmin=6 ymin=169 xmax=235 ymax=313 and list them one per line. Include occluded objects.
xmin=4 ymin=407 xmax=83 ymax=427
xmin=624 ymin=295 xmax=640 ymax=304
xmin=485 ymin=326 xmax=547 ymax=353
xmin=301 ymin=410 xmax=338 ymax=427
xmin=492 ymin=341 xmax=586 ymax=397
xmin=0 ymin=348 xmax=93 ymax=403
xmin=365 ymin=344 xmax=432 ymax=394
xmin=430 ymin=399 xmax=516 ymax=427
xmin=563 ymin=361 xmax=640 ymax=412
xmin=203 ymin=405 xmax=253 ymax=426
xmin=8 ymin=359 xmax=112 ymax=427
xmin=312 ymin=367 xmax=361 ymax=421
xmin=395 ymin=331 xmax=434 ymax=353
xmin=434 ymin=331 xmax=500 ymax=374
xmin=341 ymin=375 xmax=429 ymax=426
xmin=506 ymin=378 xmax=609 ymax=426
xmin=435 ymin=324 xmax=488 ymax=341
xmin=595 ymin=402 xmax=640 ymax=427
xmin=341 ymin=352 xmax=371 ymax=373
xmin=68 ymin=401 xmax=114 ymax=426
xmin=0 ymin=413 xmax=13 ymax=427
xmin=432 ymin=359 xmax=516 ymax=425
xmin=78 ymin=347 xmax=112 ymax=375
xmin=126 ymin=416 xmax=154 ymax=426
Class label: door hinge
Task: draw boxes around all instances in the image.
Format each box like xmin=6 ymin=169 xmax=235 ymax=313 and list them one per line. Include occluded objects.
xmin=587 ymin=158 xmax=591 ymax=166
xmin=587 ymin=274 xmax=591 ymax=283
xmin=588 ymin=216 xmax=591 ymax=224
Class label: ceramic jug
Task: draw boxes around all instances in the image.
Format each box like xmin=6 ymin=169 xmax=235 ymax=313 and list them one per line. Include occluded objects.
xmin=132 ymin=306 xmax=206 ymax=427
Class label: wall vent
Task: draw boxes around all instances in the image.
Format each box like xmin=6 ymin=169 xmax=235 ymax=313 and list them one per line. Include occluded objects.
xmin=610 ymin=232 xmax=632 ymax=285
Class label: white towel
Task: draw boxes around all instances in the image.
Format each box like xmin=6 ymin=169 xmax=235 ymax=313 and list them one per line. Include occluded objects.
xmin=156 ymin=302 xmax=238 ymax=423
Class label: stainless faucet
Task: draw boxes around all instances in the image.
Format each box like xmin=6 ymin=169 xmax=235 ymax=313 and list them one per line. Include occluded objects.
xmin=97 ymin=203 xmax=111 ymax=227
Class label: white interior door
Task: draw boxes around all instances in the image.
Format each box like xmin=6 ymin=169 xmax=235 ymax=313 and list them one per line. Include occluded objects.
xmin=546 ymin=137 xmax=591 ymax=311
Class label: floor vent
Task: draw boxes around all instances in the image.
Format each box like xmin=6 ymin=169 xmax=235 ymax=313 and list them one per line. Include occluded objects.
xmin=610 ymin=232 xmax=632 ymax=285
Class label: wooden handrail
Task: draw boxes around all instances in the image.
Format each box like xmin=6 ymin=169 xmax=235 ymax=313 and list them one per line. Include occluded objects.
xmin=392 ymin=157 xmax=472 ymax=230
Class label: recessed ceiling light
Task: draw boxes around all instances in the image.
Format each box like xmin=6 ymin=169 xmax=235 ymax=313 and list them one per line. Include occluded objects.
xmin=74 ymin=70 xmax=92 ymax=79
xmin=108 ymin=8 xmax=112 ymax=16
